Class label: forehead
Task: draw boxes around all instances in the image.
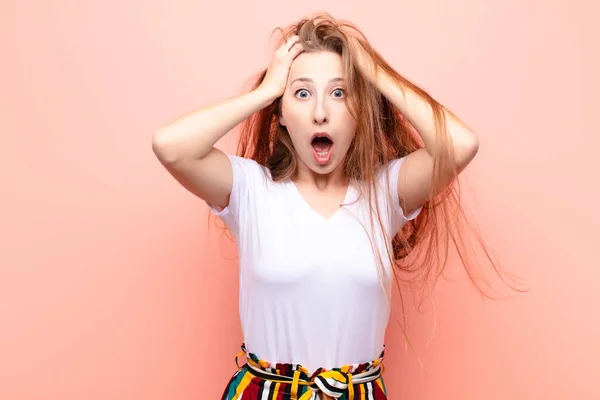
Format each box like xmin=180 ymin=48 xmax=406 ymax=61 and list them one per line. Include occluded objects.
xmin=288 ymin=51 xmax=344 ymax=82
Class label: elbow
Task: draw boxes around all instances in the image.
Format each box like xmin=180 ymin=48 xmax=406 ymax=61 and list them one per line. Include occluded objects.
xmin=152 ymin=129 xmax=179 ymax=164
xmin=467 ymin=133 xmax=479 ymax=159
xmin=455 ymin=131 xmax=479 ymax=168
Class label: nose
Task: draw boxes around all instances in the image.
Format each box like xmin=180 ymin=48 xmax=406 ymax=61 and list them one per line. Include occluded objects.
xmin=312 ymin=98 xmax=329 ymax=124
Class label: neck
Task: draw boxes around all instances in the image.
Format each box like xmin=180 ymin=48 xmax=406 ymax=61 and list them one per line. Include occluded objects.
xmin=292 ymin=160 xmax=348 ymax=191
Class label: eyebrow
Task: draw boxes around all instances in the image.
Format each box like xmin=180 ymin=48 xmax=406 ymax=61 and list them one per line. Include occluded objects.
xmin=291 ymin=77 xmax=345 ymax=85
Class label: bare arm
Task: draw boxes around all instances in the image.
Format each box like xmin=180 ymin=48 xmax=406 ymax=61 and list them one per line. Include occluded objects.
xmin=152 ymin=88 xmax=277 ymax=208
xmin=152 ymin=35 xmax=305 ymax=209
xmin=346 ymin=37 xmax=479 ymax=215
xmin=376 ymin=71 xmax=479 ymax=214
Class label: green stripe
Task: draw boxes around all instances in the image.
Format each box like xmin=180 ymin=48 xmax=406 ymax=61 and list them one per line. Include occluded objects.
xmin=225 ymin=367 xmax=251 ymax=399
xmin=380 ymin=376 xmax=388 ymax=396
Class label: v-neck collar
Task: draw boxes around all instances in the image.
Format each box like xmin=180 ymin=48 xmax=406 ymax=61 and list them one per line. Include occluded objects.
xmin=286 ymin=179 xmax=353 ymax=222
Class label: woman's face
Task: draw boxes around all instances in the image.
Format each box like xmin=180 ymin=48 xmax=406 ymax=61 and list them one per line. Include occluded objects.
xmin=279 ymin=51 xmax=357 ymax=177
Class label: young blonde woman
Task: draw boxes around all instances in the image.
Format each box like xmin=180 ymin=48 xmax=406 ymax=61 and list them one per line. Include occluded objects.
xmin=152 ymin=12 xmax=518 ymax=400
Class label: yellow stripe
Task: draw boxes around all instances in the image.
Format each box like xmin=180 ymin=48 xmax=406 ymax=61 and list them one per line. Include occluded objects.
xmin=291 ymin=370 xmax=300 ymax=400
xmin=299 ymin=391 xmax=314 ymax=400
xmin=360 ymin=383 xmax=366 ymax=400
xmin=315 ymin=370 xmax=346 ymax=381
xmin=232 ymin=371 xmax=254 ymax=400
xmin=375 ymin=378 xmax=384 ymax=393
xmin=348 ymin=373 xmax=354 ymax=400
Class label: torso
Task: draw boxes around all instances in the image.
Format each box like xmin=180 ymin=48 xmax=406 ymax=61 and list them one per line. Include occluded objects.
xmin=208 ymin=155 xmax=418 ymax=374
xmin=235 ymin=177 xmax=395 ymax=374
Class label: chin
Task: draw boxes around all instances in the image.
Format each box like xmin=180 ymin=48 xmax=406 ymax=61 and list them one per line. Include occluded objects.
xmin=308 ymin=159 xmax=340 ymax=174
xmin=297 ymin=148 xmax=343 ymax=175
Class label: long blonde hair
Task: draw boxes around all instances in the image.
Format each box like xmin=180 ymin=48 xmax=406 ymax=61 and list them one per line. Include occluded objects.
xmin=215 ymin=12 xmax=526 ymax=365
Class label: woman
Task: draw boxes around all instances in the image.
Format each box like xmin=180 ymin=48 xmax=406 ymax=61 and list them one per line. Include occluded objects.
xmin=152 ymin=12 xmax=518 ymax=400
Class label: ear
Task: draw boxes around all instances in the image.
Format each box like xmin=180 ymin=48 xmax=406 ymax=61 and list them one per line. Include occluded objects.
xmin=279 ymin=114 xmax=286 ymax=127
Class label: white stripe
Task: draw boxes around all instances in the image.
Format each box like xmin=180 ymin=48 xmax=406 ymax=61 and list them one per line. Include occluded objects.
xmin=316 ymin=377 xmax=337 ymax=396
xmin=352 ymin=364 xmax=382 ymax=384
xmin=325 ymin=376 xmax=346 ymax=390
xmin=261 ymin=380 xmax=271 ymax=400
xmin=367 ymin=381 xmax=375 ymax=400
xmin=247 ymin=363 xmax=287 ymax=379
xmin=246 ymin=361 xmax=382 ymax=399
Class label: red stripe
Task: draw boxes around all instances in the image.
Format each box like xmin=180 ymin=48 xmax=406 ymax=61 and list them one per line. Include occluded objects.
xmin=373 ymin=380 xmax=387 ymax=399
xmin=275 ymin=383 xmax=287 ymax=400
xmin=243 ymin=376 xmax=261 ymax=399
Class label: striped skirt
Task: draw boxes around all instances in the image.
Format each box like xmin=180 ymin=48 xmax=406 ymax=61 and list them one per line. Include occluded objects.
xmin=221 ymin=343 xmax=388 ymax=400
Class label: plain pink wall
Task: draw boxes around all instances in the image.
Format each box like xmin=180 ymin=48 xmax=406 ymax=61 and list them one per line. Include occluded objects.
xmin=2 ymin=1 xmax=599 ymax=398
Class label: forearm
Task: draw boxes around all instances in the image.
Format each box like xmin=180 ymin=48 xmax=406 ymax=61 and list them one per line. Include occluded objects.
xmin=152 ymin=87 xmax=277 ymax=163
xmin=376 ymin=71 xmax=479 ymax=161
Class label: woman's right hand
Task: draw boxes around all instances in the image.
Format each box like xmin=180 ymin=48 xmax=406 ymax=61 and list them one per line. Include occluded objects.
xmin=258 ymin=35 xmax=305 ymax=99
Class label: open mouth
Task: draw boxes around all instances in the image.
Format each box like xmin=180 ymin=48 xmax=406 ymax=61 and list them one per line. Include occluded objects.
xmin=311 ymin=135 xmax=333 ymax=154
xmin=311 ymin=133 xmax=334 ymax=164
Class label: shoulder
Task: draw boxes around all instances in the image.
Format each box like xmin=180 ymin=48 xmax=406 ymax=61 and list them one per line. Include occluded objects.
xmin=228 ymin=154 xmax=266 ymax=171
xmin=227 ymin=154 xmax=272 ymax=182
xmin=376 ymin=156 xmax=408 ymax=185
xmin=375 ymin=156 xmax=422 ymax=230
xmin=208 ymin=154 xmax=273 ymax=232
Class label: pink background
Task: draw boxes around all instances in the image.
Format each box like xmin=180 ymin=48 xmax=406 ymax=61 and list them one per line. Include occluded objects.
xmin=2 ymin=1 xmax=599 ymax=398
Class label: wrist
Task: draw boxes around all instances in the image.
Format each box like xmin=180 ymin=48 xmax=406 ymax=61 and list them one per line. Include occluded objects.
xmin=254 ymin=86 xmax=280 ymax=107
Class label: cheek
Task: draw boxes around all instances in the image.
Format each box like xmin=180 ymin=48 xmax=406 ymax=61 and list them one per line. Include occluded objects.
xmin=340 ymin=132 xmax=356 ymax=149
xmin=281 ymin=102 xmax=305 ymax=128
xmin=337 ymin=110 xmax=358 ymax=144
xmin=280 ymin=110 xmax=305 ymax=146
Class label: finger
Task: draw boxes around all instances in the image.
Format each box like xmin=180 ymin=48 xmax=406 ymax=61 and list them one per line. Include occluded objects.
xmin=284 ymin=35 xmax=301 ymax=52
xmin=288 ymin=42 xmax=304 ymax=57
xmin=287 ymin=42 xmax=301 ymax=54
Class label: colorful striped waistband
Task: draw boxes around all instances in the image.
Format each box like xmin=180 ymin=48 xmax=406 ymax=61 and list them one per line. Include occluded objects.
xmin=234 ymin=343 xmax=386 ymax=400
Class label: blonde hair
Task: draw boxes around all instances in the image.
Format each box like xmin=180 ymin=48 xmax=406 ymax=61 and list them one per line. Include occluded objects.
xmin=213 ymin=12 xmax=526 ymax=368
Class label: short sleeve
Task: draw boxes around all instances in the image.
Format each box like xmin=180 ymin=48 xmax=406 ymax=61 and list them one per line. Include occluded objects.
xmin=206 ymin=154 xmax=268 ymax=236
xmin=384 ymin=157 xmax=423 ymax=232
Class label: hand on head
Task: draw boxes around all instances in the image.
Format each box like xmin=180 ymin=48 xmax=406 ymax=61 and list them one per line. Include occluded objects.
xmin=259 ymin=35 xmax=306 ymax=98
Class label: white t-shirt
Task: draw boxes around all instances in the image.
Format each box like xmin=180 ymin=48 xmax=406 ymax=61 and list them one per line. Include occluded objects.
xmin=208 ymin=154 xmax=421 ymax=374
